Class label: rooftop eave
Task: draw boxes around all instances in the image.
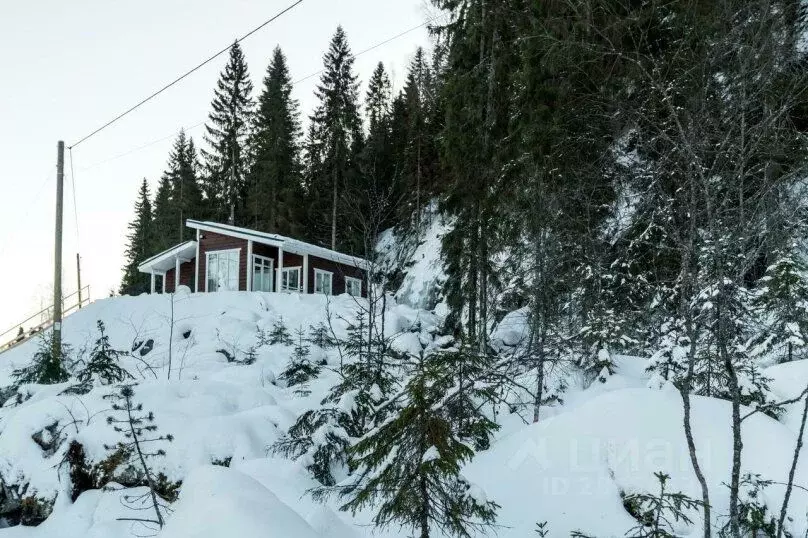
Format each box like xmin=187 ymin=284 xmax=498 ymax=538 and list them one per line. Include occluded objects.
xmin=137 ymin=240 xmax=198 ymax=273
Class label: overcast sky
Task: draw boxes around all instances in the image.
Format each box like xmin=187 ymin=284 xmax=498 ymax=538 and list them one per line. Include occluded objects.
xmin=0 ymin=0 xmax=434 ymax=333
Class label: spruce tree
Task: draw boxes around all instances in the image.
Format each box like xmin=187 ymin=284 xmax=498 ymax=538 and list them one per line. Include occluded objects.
xmin=751 ymin=243 xmax=808 ymax=363
xmin=151 ymin=175 xmax=175 ymax=254
xmin=120 ymin=179 xmax=154 ymax=296
xmin=279 ymin=328 xmax=319 ymax=389
xmin=433 ymin=0 xmax=521 ymax=348
xmin=400 ymin=47 xmax=440 ymax=226
xmin=307 ymin=26 xmax=363 ymax=250
xmin=201 ymin=42 xmax=254 ymax=225
xmin=338 ymin=350 xmax=499 ymax=538
xmin=12 ymin=331 xmax=70 ymax=386
xmin=66 ymin=320 xmax=132 ymax=394
xmin=301 ymin=114 xmax=325 ymax=244
xmin=170 ymin=130 xmax=203 ymax=240
xmin=246 ymin=46 xmax=302 ymax=235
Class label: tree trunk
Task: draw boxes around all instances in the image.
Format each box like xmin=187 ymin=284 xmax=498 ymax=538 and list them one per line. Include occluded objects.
xmin=331 ymin=165 xmax=338 ymax=250
xmin=777 ymin=384 xmax=808 ymax=537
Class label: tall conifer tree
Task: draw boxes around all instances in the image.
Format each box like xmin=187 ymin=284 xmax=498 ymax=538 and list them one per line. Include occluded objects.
xmin=246 ymin=46 xmax=302 ymax=235
xmin=307 ymin=26 xmax=363 ymax=251
xmin=120 ymin=179 xmax=154 ymax=295
xmin=151 ymin=175 xmax=175 ymax=254
xmin=433 ymin=0 xmax=521 ymax=347
xmin=360 ymin=62 xmax=396 ymax=231
xmin=172 ymin=131 xmax=203 ymax=240
xmin=400 ymin=47 xmax=440 ymax=226
xmin=151 ymin=131 xmax=202 ymax=252
xmin=202 ymin=42 xmax=254 ymax=225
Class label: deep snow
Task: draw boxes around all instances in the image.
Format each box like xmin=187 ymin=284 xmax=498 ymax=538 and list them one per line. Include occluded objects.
xmin=0 ymin=290 xmax=807 ymax=537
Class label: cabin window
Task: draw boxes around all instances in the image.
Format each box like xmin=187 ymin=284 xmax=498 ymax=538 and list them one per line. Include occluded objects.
xmin=206 ymin=249 xmax=240 ymax=291
xmin=314 ymin=269 xmax=333 ymax=295
xmin=252 ymin=255 xmax=274 ymax=292
xmin=345 ymin=276 xmax=362 ymax=297
xmin=281 ymin=267 xmax=302 ymax=292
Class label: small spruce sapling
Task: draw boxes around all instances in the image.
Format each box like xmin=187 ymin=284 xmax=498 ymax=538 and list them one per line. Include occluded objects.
xmin=279 ymin=328 xmax=319 ymax=389
xmin=728 ymin=473 xmax=776 ymax=538
xmin=104 ymin=385 xmax=173 ymax=530
xmin=307 ymin=322 xmax=336 ymax=349
xmin=267 ymin=317 xmax=293 ymax=346
xmin=12 ymin=331 xmax=70 ymax=386
xmin=623 ymin=472 xmax=702 ymax=538
xmin=66 ymin=321 xmax=132 ymax=394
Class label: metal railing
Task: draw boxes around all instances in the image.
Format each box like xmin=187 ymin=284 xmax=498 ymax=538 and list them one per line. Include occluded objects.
xmin=0 ymin=285 xmax=91 ymax=353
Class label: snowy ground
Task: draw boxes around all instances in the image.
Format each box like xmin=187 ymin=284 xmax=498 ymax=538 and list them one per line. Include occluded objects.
xmin=0 ymin=291 xmax=807 ymax=537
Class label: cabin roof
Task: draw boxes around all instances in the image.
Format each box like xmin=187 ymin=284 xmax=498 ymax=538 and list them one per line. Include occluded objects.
xmin=185 ymin=220 xmax=369 ymax=269
xmin=137 ymin=240 xmax=197 ymax=274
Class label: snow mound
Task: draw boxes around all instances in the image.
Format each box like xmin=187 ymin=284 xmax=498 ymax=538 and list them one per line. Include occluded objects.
xmin=160 ymin=465 xmax=319 ymax=538
xmin=466 ymin=387 xmax=808 ymax=537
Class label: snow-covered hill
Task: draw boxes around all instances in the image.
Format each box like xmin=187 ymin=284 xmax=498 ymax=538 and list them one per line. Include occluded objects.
xmin=0 ymin=291 xmax=806 ymax=537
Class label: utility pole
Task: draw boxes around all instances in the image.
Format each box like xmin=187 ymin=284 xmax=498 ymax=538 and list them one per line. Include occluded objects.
xmin=52 ymin=141 xmax=64 ymax=362
xmin=76 ymin=253 xmax=82 ymax=309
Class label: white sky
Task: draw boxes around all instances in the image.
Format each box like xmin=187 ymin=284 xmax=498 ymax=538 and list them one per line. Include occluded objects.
xmin=0 ymin=0 xmax=435 ymax=333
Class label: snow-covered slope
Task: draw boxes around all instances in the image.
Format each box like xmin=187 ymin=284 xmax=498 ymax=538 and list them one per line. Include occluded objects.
xmin=1 ymin=291 xmax=807 ymax=537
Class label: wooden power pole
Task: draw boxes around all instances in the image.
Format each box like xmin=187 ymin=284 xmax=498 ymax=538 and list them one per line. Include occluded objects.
xmin=52 ymin=141 xmax=64 ymax=361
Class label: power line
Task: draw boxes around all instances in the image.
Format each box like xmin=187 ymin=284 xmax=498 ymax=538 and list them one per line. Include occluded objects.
xmin=78 ymin=121 xmax=205 ymax=172
xmin=68 ymin=0 xmax=303 ymax=150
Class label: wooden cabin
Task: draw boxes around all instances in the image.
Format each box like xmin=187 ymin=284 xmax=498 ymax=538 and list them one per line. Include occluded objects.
xmin=137 ymin=220 xmax=368 ymax=297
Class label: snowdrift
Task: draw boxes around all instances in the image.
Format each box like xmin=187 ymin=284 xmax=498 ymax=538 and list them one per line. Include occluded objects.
xmin=0 ymin=291 xmax=806 ymax=537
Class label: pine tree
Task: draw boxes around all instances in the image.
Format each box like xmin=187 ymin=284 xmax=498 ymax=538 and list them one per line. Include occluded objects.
xmin=307 ymin=26 xmax=363 ymax=250
xmin=104 ymin=385 xmax=173 ymax=529
xmin=433 ymin=0 xmax=522 ymax=348
xmin=338 ymin=350 xmax=499 ymax=538
xmin=246 ymin=46 xmax=302 ymax=235
xmin=301 ymin=114 xmax=325 ymax=244
xmin=265 ymin=318 xmax=293 ymax=346
xmin=201 ymin=42 xmax=254 ymax=225
xmin=307 ymin=322 xmax=336 ymax=349
xmin=120 ymin=179 xmax=154 ymax=296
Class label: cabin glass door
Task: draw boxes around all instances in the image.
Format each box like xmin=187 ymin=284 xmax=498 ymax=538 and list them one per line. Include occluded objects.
xmin=252 ymin=255 xmax=274 ymax=292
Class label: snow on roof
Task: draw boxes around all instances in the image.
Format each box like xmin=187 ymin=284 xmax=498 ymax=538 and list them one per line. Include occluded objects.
xmin=185 ymin=220 xmax=369 ymax=269
xmin=137 ymin=240 xmax=197 ymax=274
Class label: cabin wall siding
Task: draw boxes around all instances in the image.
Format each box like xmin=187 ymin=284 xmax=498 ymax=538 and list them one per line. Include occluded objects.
xmin=308 ymin=255 xmax=366 ymax=296
xmin=198 ymin=231 xmax=248 ymax=291
xmin=164 ymin=261 xmax=195 ymax=293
